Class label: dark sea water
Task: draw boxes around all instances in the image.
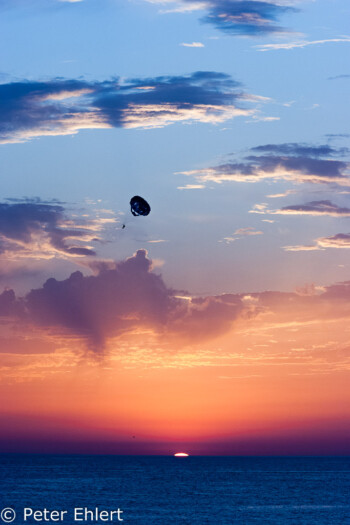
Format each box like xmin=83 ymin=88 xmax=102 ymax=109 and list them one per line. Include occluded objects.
xmin=0 ymin=455 xmax=349 ymax=524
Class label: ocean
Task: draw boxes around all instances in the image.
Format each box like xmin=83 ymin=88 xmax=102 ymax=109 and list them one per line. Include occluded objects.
xmin=0 ymin=455 xmax=349 ymax=524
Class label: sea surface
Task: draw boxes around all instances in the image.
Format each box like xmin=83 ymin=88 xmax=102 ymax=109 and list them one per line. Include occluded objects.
xmin=0 ymin=455 xmax=350 ymax=524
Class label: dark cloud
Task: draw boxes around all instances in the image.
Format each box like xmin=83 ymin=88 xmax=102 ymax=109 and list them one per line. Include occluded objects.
xmin=0 ymin=250 xmax=244 ymax=353
xmin=181 ymin=142 xmax=350 ymax=186
xmin=24 ymin=250 xmax=172 ymax=350
xmin=198 ymin=0 xmax=296 ymax=36
xmin=151 ymin=0 xmax=296 ymax=36
xmin=0 ymin=200 xmax=97 ymax=258
xmin=0 ymin=72 xmax=251 ymax=143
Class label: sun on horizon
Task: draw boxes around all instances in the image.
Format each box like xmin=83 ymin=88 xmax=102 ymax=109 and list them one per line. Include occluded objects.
xmin=174 ymin=452 xmax=189 ymax=457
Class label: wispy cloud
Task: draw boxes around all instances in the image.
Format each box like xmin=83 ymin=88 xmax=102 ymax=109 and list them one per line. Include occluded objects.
xmin=266 ymin=189 xmax=297 ymax=198
xmin=220 ymin=226 xmax=263 ymax=243
xmin=177 ymin=184 xmax=206 ymax=190
xmin=180 ymin=42 xmax=205 ymax=47
xmin=328 ymin=74 xmax=350 ymax=81
xmin=0 ymin=73 xmax=256 ymax=144
xmin=284 ymin=233 xmax=350 ymax=252
xmin=255 ymin=37 xmax=350 ymax=52
xmin=147 ymin=239 xmax=168 ymax=243
xmin=250 ymin=115 xmax=280 ymax=122
xmin=274 ymin=200 xmax=350 ymax=217
xmin=251 ymin=200 xmax=350 ymax=217
xmin=284 ymin=244 xmax=324 ymax=252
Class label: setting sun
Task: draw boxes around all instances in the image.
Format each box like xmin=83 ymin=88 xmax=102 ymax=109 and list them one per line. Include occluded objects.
xmin=174 ymin=453 xmax=189 ymax=457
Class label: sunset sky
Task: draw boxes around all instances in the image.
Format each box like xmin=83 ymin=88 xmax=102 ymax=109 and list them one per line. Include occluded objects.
xmin=0 ymin=0 xmax=350 ymax=455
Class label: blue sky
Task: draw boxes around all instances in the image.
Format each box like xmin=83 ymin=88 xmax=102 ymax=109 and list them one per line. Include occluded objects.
xmin=0 ymin=0 xmax=349 ymax=295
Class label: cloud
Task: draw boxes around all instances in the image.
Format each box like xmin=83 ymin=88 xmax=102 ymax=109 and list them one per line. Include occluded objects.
xmin=147 ymin=239 xmax=168 ymax=244
xmin=145 ymin=0 xmax=297 ymax=36
xmin=177 ymin=184 xmax=205 ymax=189
xmin=220 ymin=226 xmax=263 ymax=243
xmin=255 ymin=37 xmax=350 ymax=52
xmin=180 ymin=42 xmax=205 ymax=47
xmin=180 ymin=143 xmax=350 ymax=187
xmin=266 ymin=189 xmax=297 ymax=198
xmin=201 ymin=0 xmax=296 ymax=35
xmin=285 ymin=233 xmax=350 ymax=252
xmin=283 ymin=244 xmax=321 ymax=252
xmin=0 ymin=250 xmax=244 ymax=353
xmin=0 ymin=199 xmax=113 ymax=260
xmin=250 ymin=115 xmax=280 ymax=122
xmin=318 ymin=233 xmax=350 ymax=248
xmin=328 ymin=74 xmax=350 ymax=81
xmin=3 ymin=249 xmax=350 ymax=387
xmin=0 ymin=73 xmax=254 ymax=144
xmin=234 ymin=227 xmax=263 ymax=236
xmin=251 ymin=143 xmax=349 ymax=158
xmin=275 ymin=200 xmax=350 ymax=217
xmin=325 ymin=133 xmax=350 ymax=139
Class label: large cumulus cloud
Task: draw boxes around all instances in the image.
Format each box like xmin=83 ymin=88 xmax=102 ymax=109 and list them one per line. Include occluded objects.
xmin=0 ymin=250 xmax=244 ymax=352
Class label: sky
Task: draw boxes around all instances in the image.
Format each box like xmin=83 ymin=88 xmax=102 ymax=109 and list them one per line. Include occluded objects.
xmin=0 ymin=0 xmax=349 ymax=455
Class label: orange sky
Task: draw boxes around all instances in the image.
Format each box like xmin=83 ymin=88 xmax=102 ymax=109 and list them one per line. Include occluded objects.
xmin=1 ymin=265 xmax=349 ymax=454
